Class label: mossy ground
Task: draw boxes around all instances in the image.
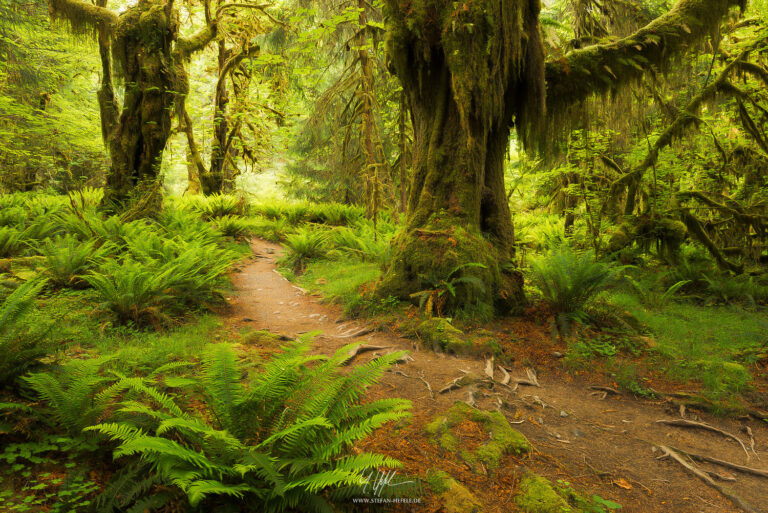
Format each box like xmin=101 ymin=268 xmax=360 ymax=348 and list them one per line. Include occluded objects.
xmin=425 ymin=401 xmax=530 ymax=472
xmin=515 ymin=472 xmax=575 ymax=513
xmin=416 ymin=317 xmax=504 ymax=358
xmin=425 ymin=469 xmax=482 ymax=513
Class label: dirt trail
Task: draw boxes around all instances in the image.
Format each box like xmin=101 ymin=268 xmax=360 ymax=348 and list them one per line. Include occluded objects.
xmin=228 ymin=239 xmax=768 ymax=513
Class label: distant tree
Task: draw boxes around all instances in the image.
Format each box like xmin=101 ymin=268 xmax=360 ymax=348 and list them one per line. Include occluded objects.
xmin=47 ymin=0 xmax=275 ymax=212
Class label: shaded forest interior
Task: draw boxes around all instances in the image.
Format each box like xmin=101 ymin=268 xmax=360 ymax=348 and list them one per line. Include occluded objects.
xmin=1 ymin=0 xmax=768 ymax=512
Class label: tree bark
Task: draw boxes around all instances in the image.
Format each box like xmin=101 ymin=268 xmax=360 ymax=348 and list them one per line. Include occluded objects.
xmin=376 ymin=0 xmax=543 ymax=314
xmin=100 ymin=3 xmax=180 ymax=213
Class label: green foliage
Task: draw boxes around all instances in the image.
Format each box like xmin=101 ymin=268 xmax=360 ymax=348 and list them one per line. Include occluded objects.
xmin=38 ymin=235 xmax=109 ymax=289
xmin=0 ymin=3 xmax=107 ymax=193
xmin=624 ymin=275 xmax=690 ymax=309
xmin=0 ymin=279 xmax=51 ymax=388
xmin=213 ymin=215 xmax=254 ymax=239
xmin=281 ymin=227 xmax=328 ymax=272
xmin=194 ymin=194 xmax=249 ymax=219
xmin=531 ymin=248 xmax=616 ymax=315
xmin=0 ymin=436 xmax=100 ymax=512
xmin=0 ymin=226 xmax=24 ymax=257
xmin=250 ymin=217 xmax=291 ymax=242
xmin=22 ymin=357 xmax=116 ymax=436
xmin=411 ymin=263 xmax=488 ymax=318
xmin=87 ymin=341 xmax=411 ymax=512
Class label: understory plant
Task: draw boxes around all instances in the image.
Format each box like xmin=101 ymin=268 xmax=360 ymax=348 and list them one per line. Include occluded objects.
xmin=0 ymin=279 xmax=51 ymax=388
xmin=531 ymin=247 xmax=616 ymax=329
xmin=86 ymin=341 xmax=411 ymax=512
xmin=410 ymin=263 xmax=488 ymax=317
xmin=281 ymin=227 xmax=328 ymax=272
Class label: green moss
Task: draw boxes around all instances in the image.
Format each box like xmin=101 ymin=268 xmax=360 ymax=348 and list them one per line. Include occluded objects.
xmin=415 ymin=318 xmax=503 ymax=357
xmin=425 ymin=402 xmax=530 ymax=472
xmin=375 ymin=213 xmax=525 ymax=316
xmin=416 ymin=318 xmax=466 ymax=353
xmin=442 ymin=478 xmax=483 ymax=513
xmin=242 ymin=329 xmax=288 ymax=347
xmin=425 ymin=469 xmax=452 ymax=494
xmin=439 ymin=432 xmax=459 ymax=452
xmin=515 ymin=473 xmax=575 ymax=513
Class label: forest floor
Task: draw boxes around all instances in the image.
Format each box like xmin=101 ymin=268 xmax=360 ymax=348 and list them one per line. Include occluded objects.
xmin=226 ymin=239 xmax=768 ymax=513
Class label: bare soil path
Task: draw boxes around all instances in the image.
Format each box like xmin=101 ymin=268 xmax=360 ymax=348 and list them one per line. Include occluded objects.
xmin=228 ymin=239 xmax=768 ymax=513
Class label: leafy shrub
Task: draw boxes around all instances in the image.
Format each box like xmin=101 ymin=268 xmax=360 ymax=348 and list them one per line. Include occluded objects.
xmin=86 ymin=243 xmax=237 ymax=326
xmin=531 ymin=247 xmax=616 ymax=314
xmin=281 ymin=228 xmax=328 ymax=272
xmin=39 ymin=235 xmax=109 ymax=288
xmin=87 ymin=341 xmax=411 ymax=512
xmin=307 ymin=203 xmax=364 ymax=226
xmin=86 ymin=260 xmax=176 ymax=326
xmin=22 ymin=357 xmax=116 ymax=435
xmin=0 ymin=279 xmax=52 ymax=388
xmin=703 ymin=274 xmax=768 ymax=305
xmin=328 ymin=224 xmax=394 ymax=266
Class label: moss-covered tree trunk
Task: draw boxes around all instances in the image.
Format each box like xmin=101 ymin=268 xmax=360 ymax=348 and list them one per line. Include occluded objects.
xmin=101 ymin=3 xmax=179 ymax=213
xmin=377 ymin=0 xmax=544 ymax=314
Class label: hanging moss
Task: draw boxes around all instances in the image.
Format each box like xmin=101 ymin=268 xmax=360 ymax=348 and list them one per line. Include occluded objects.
xmin=545 ymin=0 xmax=746 ymax=148
xmin=48 ymin=0 xmax=118 ymax=37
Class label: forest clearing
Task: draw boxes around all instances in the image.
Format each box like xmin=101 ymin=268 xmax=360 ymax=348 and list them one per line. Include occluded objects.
xmin=2 ymin=0 xmax=768 ymax=512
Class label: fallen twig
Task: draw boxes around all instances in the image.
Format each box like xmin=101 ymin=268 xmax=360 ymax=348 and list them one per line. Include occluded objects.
xmin=657 ymin=445 xmax=758 ymax=513
xmin=656 ymin=419 xmax=751 ymax=460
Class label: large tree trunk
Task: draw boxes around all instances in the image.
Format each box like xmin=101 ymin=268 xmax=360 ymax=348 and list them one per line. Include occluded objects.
xmin=204 ymin=40 xmax=231 ymax=195
xmin=376 ymin=0 xmax=544 ymax=314
xmin=101 ymin=3 xmax=179 ymax=214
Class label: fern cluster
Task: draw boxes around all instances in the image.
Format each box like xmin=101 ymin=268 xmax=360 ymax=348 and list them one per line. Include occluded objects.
xmin=0 ymin=279 xmax=52 ymax=388
xmin=531 ymin=247 xmax=616 ymax=315
xmin=83 ymin=341 xmax=411 ymax=512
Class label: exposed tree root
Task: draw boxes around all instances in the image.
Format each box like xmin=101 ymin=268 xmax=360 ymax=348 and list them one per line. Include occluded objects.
xmin=656 ymin=419 xmax=751 ymax=459
xmin=391 ymin=370 xmax=435 ymax=399
xmin=657 ymin=446 xmax=758 ymax=513
xmin=588 ymin=386 xmax=620 ymax=400
xmin=342 ymin=344 xmax=387 ymax=365
xmin=667 ymin=446 xmax=768 ymax=479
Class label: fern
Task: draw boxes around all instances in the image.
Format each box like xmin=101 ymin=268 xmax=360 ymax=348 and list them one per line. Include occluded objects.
xmin=281 ymin=227 xmax=328 ymax=272
xmin=0 ymin=279 xmax=52 ymax=388
xmin=38 ymin=234 xmax=109 ymax=288
xmin=22 ymin=357 xmax=116 ymax=435
xmin=87 ymin=340 xmax=411 ymax=512
xmin=531 ymin=247 xmax=616 ymax=315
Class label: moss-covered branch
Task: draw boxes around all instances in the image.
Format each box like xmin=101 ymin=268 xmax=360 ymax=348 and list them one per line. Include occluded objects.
xmin=545 ymin=0 xmax=746 ymax=118
xmin=48 ymin=0 xmax=118 ymax=35
xmin=176 ymin=25 xmax=218 ymax=58
xmin=604 ymin=52 xmax=747 ymax=215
